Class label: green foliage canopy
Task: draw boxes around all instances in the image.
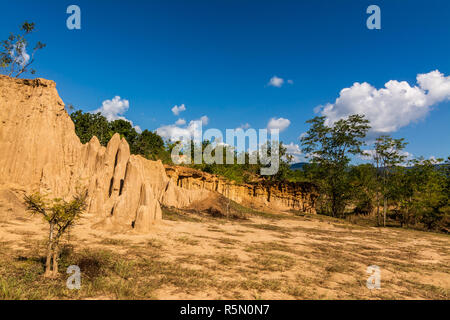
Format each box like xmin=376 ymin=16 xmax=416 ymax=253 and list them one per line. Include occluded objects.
xmin=70 ymin=110 xmax=165 ymax=161
xmin=300 ymin=114 xmax=371 ymax=217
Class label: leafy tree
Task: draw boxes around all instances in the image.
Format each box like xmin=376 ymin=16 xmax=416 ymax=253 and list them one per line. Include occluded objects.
xmin=0 ymin=21 xmax=46 ymax=78
xmin=160 ymin=140 xmax=182 ymax=164
xmin=349 ymin=164 xmax=378 ymax=215
xmin=24 ymin=190 xmax=88 ymax=277
xmin=133 ymin=129 xmax=165 ymax=160
xmin=301 ymin=114 xmax=370 ymax=217
xmin=386 ymin=165 xmax=415 ymax=227
xmin=71 ymin=110 xmax=172 ymax=162
xmin=381 ymin=157 xmax=449 ymax=232
xmin=187 ymin=140 xmax=244 ymax=183
xmin=408 ymin=158 xmax=449 ymax=232
xmin=70 ymin=111 xmax=112 ymax=146
xmin=262 ymin=141 xmax=293 ymax=182
xmin=184 ymin=139 xmax=292 ymax=183
xmin=445 ymin=156 xmax=450 ymax=203
xmin=109 ymin=119 xmax=139 ymax=147
xmin=372 ymin=135 xmax=408 ymax=226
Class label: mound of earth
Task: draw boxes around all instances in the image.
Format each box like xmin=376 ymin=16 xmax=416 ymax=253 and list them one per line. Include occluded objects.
xmin=187 ymin=193 xmax=249 ymax=219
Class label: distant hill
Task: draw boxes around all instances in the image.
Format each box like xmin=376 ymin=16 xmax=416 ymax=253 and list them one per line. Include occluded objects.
xmin=290 ymin=162 xmax=447 ymax=171
xmin=290 ymin=162 xmax=308 ymax=171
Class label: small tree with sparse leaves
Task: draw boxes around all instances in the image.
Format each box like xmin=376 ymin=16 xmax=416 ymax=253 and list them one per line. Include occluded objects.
xmin=0 ymin=21 xmax=46 ymax=78
xmin=24 ymin=189 xmax=88 ymax=277
xmin=372 ymin=135 xmax=408 ymax=227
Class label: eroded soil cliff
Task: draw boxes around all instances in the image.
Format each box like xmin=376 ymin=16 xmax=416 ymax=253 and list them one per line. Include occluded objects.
xmin=0 ymin=75 xmax=317 ymax=232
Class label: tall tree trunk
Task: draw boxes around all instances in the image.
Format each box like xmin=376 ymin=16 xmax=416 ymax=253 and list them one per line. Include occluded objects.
xmin=405 ymin=201 xmax=409 ymax=228
xmin=407 ymin=196 xmax=412 ymax=227
xmin=44 ymin=222 xmax=54 ymax=277
xmin=382 ymin=165 xmax=387 ymax=227
xmin=376 ymin=192 xmax=380 ymax=226
xmin=52 ymin=243 xmax=59 ymax=276
xmin=376 ymin=158 xmax=380 ymax=226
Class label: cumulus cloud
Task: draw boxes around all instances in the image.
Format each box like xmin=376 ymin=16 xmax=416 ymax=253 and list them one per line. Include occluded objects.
xmin=417 ymin=71 xmax=450 ymax=104
xmin=316 ymin=70 xmax=450 ymax=135
xmin=94 ymin=96 xmax=129 ymax=121
xmin=267 ymin=117 xmax=291 ymax=132
xmin=93 ymin=96 xmax=142 ymax=133
xmin=175 ymin=118 xmax=186 ymax=126
xmin=268 ymin=76 xmax=284 ymax=87
xmin=157 ymin=115 xmax=209 ymax=142
xmin=285 ymin=142 xmax=302 ymax=155
xmin=156 ymin=124 xmax=195 ymax=142
xmin=171 ymin=104 xmax=186 ymax=116
xmin=283 ymin=142 xmax=302 ymax=163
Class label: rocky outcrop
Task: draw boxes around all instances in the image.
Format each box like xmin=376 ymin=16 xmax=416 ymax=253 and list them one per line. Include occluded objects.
xmin=0 ymin=76 xmax=165 ymax=232
xmin=0 ymin=75 xmax=317 ymax=232
xmin=164 ymin=166 xmax=318 ymax=214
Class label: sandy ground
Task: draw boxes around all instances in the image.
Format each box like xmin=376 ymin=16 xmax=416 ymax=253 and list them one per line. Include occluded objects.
xmin=0 ymin=203 xmax=449 ymax=300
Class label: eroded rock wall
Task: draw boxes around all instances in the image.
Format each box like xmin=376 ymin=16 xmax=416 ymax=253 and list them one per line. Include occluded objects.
xmin=164 ymin=166 xmax=318 ymax=214
xmin=0 ymin=76 xmax=165 ymax=232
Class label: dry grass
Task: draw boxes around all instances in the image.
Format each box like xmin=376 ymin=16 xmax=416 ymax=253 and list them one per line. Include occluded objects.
xmin=0 ymin=205 xmax=448 ymax=300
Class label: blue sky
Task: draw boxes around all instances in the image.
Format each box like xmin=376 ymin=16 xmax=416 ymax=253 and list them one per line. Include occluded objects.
xmin=1 ymin=0 xmax=450 ymax=162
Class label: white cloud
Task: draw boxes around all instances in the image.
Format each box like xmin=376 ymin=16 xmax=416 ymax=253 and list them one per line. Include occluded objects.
xmin=133 ymin=125 xmax=142 ymax=134
xmin=360 ymin=149 xmax=413 ymax=166
xmin=175 ymin=118 xmax=186 ymax=125
xmin=284 ymin=142 xmax=302 ymax=163
xmin=287 ymin=79 xmax=294 ymax=85
xmin=171 ymin=104 xmax=186 ymax=116
xmin=92 ymin=96 xmax=142 ymax=133
xmin=239 ymin=123 xmax=251 ymax=129
xmin=298 ymin=132 xmax=307 ymax=140
xmin=94 ymin=96 xmax=129 ymax=121
xmin=360 ymin=151 xmax=445 ymax=166
xmin=11 ymin=42 xmax=30 ymax=67
xmin=200 ymin=115 xmax=209 ymax=125
xmin=417 ymin=71 xmax=450 ymax=104
xmin=156 ymin=124 xmax=193 ymax=142
xmin=285 ymin=142 xmax=302 ymax=155
xmin=268 ymin=76 xmax=284 ymax=88
xmin=316 ymin=70 xmax=450 ymax=135
xmin=157 ymin=116 xmax=209 ymax=142
xmin=267 ymin=117 xmax=291 ymax=132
